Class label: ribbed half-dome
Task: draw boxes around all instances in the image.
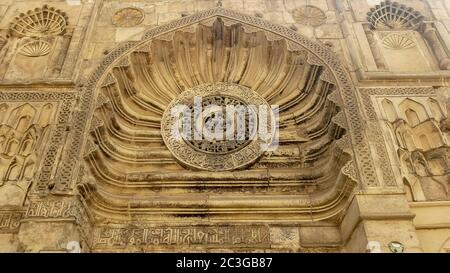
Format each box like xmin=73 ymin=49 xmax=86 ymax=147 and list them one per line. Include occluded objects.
xmin=87 ymin=17 xmax=348 ymax=194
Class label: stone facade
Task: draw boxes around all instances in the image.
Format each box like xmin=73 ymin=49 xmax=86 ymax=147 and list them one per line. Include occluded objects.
xmin=0 ymin=0 xmax=448 ymax=253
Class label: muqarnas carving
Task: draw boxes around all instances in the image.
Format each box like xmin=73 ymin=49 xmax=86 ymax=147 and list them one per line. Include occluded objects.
xmin=0 ymin=102 xmax=56 ymax=206
xmin=380 ymin=97 xmax=449 ymax=201
xmin=1 ymin=5 xmax=72 ymax=80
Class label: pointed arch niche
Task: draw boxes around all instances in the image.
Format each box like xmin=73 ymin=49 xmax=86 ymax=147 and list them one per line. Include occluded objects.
xmin=74 ymin=7 xmax=378 ymax=230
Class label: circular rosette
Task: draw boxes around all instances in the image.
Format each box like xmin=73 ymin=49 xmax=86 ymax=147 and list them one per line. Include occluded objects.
xmin=161 ymin=83 xmax=276 ymax=171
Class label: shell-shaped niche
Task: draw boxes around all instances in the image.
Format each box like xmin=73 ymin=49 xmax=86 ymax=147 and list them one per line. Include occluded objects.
xmin=19 ymin=39 xmax=51 ymax=57
xmin=9 ymin=5 xmax=68 ymax=38
xmin=367 ymin=1 xmax=424 ymax=30
xmin=292 ymin=6 xmax=326 ymax=27
xmin=88 ymin=17 xmax=348 ymax=189
xmin=382 ymin=33 xmax=416 ymax=50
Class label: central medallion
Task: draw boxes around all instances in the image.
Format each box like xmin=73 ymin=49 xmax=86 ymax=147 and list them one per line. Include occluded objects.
xmin=185 ymin=94 xmax=255 ymax=155
xmin=161 ymin=83 xmax=275 ymax=171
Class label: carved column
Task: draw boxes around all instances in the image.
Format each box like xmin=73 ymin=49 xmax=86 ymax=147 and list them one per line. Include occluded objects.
xmin=51 ymin=29 xmax=73 ymax=77
xmin=0 ymin=37 xmax=18 ymax=80
xmin=363 ymin=25 xmax=386 ymax=70
xmin=0 ymin=30 xmax=11 ymax=70
xmin=421 ymin=24 xmax=450 ymax=70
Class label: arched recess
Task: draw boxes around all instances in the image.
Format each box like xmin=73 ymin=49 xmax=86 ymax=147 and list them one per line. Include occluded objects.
xmin=7 ymin=103 xmax=36 ymax=132
xmin=37 ymin=103 xmax=54 ymax=127
xmin=381 ymin=98 xmax=397 ymax=122
xmin=5 ymin=138 xmax=19 ymax=156
xmin=4 ymin=158 xmax=21 ymax=181
xmin=428 ymin=98 xmax=443 ymax=121
xmin=68 ymin=7 xmax=382 ymax=223
xmin=398 ymin=98 xmax=428 ymax=126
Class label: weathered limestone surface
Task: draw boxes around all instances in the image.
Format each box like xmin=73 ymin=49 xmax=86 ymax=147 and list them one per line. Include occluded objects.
xmin=0 ymin=0 xmax=449 ymax=253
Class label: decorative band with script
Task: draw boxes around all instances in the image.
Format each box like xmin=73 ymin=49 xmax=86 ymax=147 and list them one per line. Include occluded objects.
xmin=93 ymin=226 xmax=271 ymax=248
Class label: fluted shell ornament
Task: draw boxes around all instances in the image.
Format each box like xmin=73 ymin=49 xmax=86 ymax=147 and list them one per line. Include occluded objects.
xmin=19 ymin=39 xmax=51 ymax=57
xmin=9 ymin=5 xmax=68 ymax=38
xmin=292 ymin=6 xmax=326 ymax=27
xmin=382 ymin=33 xmax=415 ymax=50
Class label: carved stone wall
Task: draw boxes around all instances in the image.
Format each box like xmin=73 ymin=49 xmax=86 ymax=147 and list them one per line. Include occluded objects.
xmin=0 ymin=0 xmax=448 ymax=253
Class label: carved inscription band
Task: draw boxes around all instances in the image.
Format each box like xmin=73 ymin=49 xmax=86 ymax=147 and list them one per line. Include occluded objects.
xmin=93 ymin=226 xmax=271 ymax=248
